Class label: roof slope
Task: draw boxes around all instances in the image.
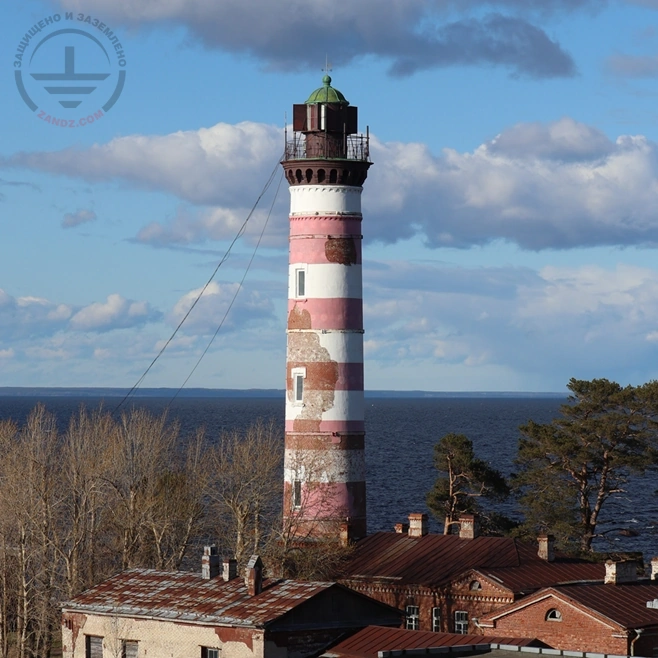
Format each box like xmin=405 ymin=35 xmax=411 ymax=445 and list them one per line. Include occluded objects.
xmin=554 ymin=581 xmax=658 ymax=629
xmin=342 ymin=532 xmax=601 ymax=589
xmin=478 ymin=560 xmax=605 ymax=594
xmin=482 ymin=581 xmax=658 ymax=630
xmin=63 ymin=569 xmax=337 ymax=627
xmin=323 ymin=625 xmax=542 ymax=658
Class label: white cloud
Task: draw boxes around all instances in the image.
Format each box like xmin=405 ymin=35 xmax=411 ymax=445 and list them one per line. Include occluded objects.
xmin=69 ymin=294 xmax=161 ymax=331
xmin=10 ymin=117 xmax=658 ymax=251
xmin=170 ymin=281 xmax=276 ymax=335
xmin=363 ymin=260 xmax=658 ymax=387
xmin=0 ymin=349 xmax=15 ymax=359
xmin=62 ymin=208 xmax=97 ymax=228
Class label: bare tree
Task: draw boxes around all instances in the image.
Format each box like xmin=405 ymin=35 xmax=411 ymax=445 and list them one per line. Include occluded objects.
xmin=208 ymin=421 xmax=282 ymax=565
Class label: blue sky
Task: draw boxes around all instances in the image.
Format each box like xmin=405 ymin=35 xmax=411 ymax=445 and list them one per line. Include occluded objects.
xmin=4 ymin=0 xmax=658 ymax=392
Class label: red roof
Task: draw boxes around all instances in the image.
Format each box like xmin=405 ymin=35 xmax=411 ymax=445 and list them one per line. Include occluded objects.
xmin=482 ymin=581 xmax=658 ymax=630
xmin=323 ymin=625 xmax=541 ymax=658
xmin=554 ymin=581 xmax=658 ymax=629
xmin=474 ymin=560 xmax=605 ymax=595
xmin=342 ymin=532 xmax=602 ymax=590
xmin=63 ymin=569 xmax=338 ymax=627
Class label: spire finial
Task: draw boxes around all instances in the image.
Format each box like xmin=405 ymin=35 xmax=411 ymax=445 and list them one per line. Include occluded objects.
xmin=322 ymin=56 xmax=332 ymax=85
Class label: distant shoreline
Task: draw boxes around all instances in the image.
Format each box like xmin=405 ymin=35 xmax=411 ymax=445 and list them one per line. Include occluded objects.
xmin=0 ymin=387 xmax=566 ymax=399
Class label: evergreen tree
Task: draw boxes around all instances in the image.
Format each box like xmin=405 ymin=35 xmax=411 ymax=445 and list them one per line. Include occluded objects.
xmin=426 ymin=433 xmax=509 ymax=535
xmin=515 ymin=378 xmax=658 ymax=552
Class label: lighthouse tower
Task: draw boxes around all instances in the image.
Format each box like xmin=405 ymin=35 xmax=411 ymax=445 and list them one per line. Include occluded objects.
xmin=281 ymin=76 xmax=371 ymax=542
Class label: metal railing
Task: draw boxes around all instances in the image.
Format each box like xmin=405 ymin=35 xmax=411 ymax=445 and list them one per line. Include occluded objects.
xmin=284 ymin=133 xmax=370 ymax=162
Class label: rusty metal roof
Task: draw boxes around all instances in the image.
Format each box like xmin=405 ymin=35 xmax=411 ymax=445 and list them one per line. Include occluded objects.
xmin=473 ymin=560 xmax=605 ymax=595
xmin=63 ymin=569 xmax=335 ymax=627
xmin=483 ymin=581 xmax=658 ymax=630
xmin=342 ymin=532 xmax=596 ymax=589
xmin=322 ymin=625 xmax=541 ymax=658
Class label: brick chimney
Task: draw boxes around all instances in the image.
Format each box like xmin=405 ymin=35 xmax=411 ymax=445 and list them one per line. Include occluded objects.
xmin=537 ymin=535 xmax=555 ymax=562
xmin=395 ymin=522 xmax=409 ymax=534
xmin=340 ymin=522 xmax=356 ymax=547
xmin=245 ymin=555 xmax=263 ymax=596
xmin=201 ymin=545 xmax=220 ymax=580
xmin=408 ymin=513 xmax=428 ymax=537
xmin=605 ymin=560 xmax=637 ymax=585
xmin=222 ymin=557 xmax=238 ymax=582
xmin=459 ymin=514 xmax=479 ymax=539
xmin=651 ymin=557 xmax=658 ymax=581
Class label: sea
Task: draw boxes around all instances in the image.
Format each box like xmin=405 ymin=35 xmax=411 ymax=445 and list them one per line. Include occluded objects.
xmin=2 ymin=394 xmax=658 ymax=558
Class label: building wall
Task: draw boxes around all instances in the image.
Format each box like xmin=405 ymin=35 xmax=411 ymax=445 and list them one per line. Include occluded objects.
xmin=481 ymin=596 xmax=629 ymax=654
xmin=61 ymin=611 xmax=275 ymax=658
xmin=342 ymin=580 xmax=514 ymax=634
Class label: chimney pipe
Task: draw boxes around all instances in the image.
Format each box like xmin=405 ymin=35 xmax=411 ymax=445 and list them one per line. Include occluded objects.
xmin=395 ymin=522 xmax=409 ymax=534
xmin=651 ymin=557 xmax=658 ymax=581
xmin=223 ymin=557 xmax=238 ymax=582
xmin=459 ymin=514 xmax=479 ymax=540
xmin=605 ymin=560 xmax=637 ymax=585
xmin=202 ymin=545 xmax=220 ymax=580
xmin=537 ymin=535 xmax=555 ymax=562
xmin=245 ymin=555 xmax=263 ymax=596
xmin=408 ymin=513 xmax=428 ymax=537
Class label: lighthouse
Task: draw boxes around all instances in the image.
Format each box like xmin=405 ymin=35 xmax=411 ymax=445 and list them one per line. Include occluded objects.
xmin=281 ymin=76 xmax=371 ymax=542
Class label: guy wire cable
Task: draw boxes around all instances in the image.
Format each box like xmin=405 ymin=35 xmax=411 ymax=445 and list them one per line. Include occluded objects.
xmin=114 ymin=154 xmax=283 ymax=413
xmin=169 ymin=169 xmax=284 ymax=404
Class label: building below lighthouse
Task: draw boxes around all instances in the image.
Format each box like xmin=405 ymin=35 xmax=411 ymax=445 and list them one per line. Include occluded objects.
xmin=281 ymin=76 xmax=371 ymax=542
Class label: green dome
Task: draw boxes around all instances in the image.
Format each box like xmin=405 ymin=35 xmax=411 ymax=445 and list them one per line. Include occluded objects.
xmin=305 ymin=75 xmax=349 ymax=105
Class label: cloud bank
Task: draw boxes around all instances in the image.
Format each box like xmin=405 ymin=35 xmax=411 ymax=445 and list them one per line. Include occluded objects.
xmin=8 ymin=117 xmax=658 ymax=251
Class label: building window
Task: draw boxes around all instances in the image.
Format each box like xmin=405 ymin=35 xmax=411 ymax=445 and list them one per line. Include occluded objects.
xmin=85 ymin=635 xmax=103 ymax=658
xmin=546 ymin=608 xmax=562 ymax=621
xmin=454 ymin=610 xmax=468 ymax=634
xmin=295 ymin=267 xmax=306 ymax=298
xmin=432 ymin=607 xmax=441 ymax=632
xmin=122 ymin=641 xmax=138 ymax=658
xmin=469 ymin=580 xmax=482 ymax=591
xmin=201 ymin=649 xmax=219 ymax=658
xmin=292 ymin=479 xmax=302 ymax=509
xmin=405 ymin=605 xmax=420 ymax=630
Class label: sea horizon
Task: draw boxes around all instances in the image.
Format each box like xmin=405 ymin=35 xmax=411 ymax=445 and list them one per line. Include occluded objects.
xmin=0 ymin=386 xmax=567 ymax=399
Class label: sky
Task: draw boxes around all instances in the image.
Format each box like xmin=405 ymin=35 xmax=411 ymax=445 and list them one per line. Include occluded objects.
xmin=4 ymin=1 xmax=658 ymax=393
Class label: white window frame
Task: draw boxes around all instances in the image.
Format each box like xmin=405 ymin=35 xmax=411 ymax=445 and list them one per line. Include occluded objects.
xmin=201 ymin=648 xmax=220 ymax=658
xmin=405 ymin=605 xmax=420 ymax=630
xmin=291 ymin=367 xmax=306 ymax=405
xmin=546 ymin=608 xmax=562 ymax=622
xmin=454 ymin=610 xmax=468 ymax=634
xmin=294 ymin=265 xmax=307 ymax=299
xmin=431 ymin=607 xmax=441 ymax=632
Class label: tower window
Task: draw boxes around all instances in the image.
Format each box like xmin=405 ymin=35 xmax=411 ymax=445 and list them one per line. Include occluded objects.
xmin=296 ymin=268 xmax=306 ymax=298
xmin=291 ymin=367 xmax=306 ymax=405
xmin=292 ymin=479 xmax=302 ymax=509
xmin=405 ymin=605 xmax=420 ymax=630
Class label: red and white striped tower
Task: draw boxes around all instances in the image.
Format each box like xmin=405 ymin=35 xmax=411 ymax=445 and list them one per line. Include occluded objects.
xmin=281 ymin=76 xmax=371 ymax=542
